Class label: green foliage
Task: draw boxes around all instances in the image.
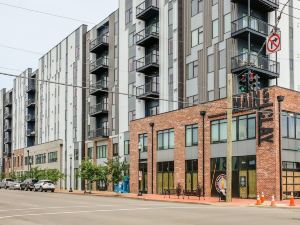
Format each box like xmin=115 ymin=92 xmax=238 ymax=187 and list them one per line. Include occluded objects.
xmin=106 ymin=157 xmax=129 ymax=185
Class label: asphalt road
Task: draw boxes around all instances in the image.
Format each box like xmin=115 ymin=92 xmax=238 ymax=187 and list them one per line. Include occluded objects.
xmin=0 ymin=189 xmax=299 ymax=225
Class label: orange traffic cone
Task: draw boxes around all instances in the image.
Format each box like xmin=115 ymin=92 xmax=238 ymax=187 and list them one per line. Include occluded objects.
xmin=289 ymin=192 xmax=296 ymax=207
xmin=270 ymin=195 xmax=276 ymax=207
xmin=260 ymin=192 xmax=265 ymax=204
xmin=256 ymin=193 xmax=261 ymax=205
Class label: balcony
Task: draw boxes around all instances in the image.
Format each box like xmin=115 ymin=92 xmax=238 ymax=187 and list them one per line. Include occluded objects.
xmin=137 ymin=82 xmax=159 ymax=100
xmin=136 ymin=24 xmax=159 ymax=47
xmin=4 ymin=111 xmax=12 ymax=119
xmin=26 ymin=114 xmax=35 ymax=122
xmin=4 ymin=145 xmax=12 ymax=157
xmin=90 ymin=102 xmax=108 ymax=117
xmin=136 ymin=52 xmax=159 ymax=74
xmin=90 ymin=56 xmax=109 ymax=74
xmin=4 ymin=124 xmax=12 ymax=131
xmin=231 ymin=16 xmax=275 ymax=42
xmin=89 ymin=78 xmax=108 ymax=96
xmin=231 ymin=52 xmax=279 ymax=78
xmin=136 ymin=0 xmax=159 ymax=20
xmin=147 ymin=106 xmax=159 ymax=117
xmin=88 ymin=128 xmax=109 ymax=139
xmin=26 ymin=128 xmax=35 ymax=137
xmin=90 ymin=33 xmax=109 ymax=54
xmin=231 ymin=0 xmax=279 ymax=12
xmin=26 ymin=81 xmax=36 ymax=92
xmin=26 ymin=98 xmax=35 ymax=107
xmin=4 ymin=135 xmax=12 ymax=144
xmin=4 ymin=97 xmax=12 ymax=107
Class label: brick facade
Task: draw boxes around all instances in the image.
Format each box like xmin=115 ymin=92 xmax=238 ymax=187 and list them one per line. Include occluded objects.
xmin=129 ymin=86 xmax=300 ymax=199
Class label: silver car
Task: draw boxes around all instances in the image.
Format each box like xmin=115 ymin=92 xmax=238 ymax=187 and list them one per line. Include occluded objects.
xmin=34 ymin=180 xmax=55 ymax=192
xmin=8 ymin=181 xmax=21 ymax=190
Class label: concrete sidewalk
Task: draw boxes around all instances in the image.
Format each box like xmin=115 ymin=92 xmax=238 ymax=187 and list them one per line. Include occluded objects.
xmin=54 ymin=189 xmax=300 ymax=208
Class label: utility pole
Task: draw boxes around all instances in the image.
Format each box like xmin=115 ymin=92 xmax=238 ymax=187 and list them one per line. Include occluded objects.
xmin=226 ymin=73 xmax=233 ymax=202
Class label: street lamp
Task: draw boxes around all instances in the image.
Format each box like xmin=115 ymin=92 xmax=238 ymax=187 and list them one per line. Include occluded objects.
xmin=137 ymin=142 xmax=143 ymax=196
xmin=27 ymin=150 xmax=30 ymax=177
xmin=277 ymin=95 xmax=284 ymax=201
xmin=200 ymin=111 xmax=206 ymax=198
xmin=149 ymin=122 xmax=154 ymax=194
xmin=69 ymin=153 xmax=73 ymax=192
xmin=12 ymin=153 xmax=14 ymax=173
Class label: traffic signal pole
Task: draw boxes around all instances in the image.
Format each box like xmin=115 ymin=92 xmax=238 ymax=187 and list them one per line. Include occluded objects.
xmin=226 ymin=73 xmax=233 ymax=202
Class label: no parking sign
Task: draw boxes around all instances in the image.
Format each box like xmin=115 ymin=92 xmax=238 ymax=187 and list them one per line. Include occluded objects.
xmin=266 ymin=32 xmax=281 ymax=55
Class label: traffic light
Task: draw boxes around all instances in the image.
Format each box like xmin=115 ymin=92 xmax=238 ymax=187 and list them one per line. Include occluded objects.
xmin=239 ymin=74 xmax=248 ymax=93
xmin=249 ymin=72 xmax=260 ymax=91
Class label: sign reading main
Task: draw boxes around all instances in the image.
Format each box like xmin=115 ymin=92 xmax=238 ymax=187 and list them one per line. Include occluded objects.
xmin=233 ymin=89 xmax=274 ymax=145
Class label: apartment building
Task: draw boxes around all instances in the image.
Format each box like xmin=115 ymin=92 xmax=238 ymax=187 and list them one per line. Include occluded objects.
xmin=0 ymin=89 xmax=5 ymax=173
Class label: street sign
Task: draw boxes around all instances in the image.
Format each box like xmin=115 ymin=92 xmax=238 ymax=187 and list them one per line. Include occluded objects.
xmin=266 ymin=32 xmax=281 ymax=55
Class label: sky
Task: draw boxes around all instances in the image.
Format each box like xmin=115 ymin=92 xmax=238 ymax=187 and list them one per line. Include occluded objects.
xmin=0 ymin=0 xmax=118 ymax=90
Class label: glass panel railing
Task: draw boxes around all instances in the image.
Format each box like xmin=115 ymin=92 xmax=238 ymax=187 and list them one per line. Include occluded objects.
xmin=90 ymin=33 xmax=109 ymax=50
xmin=90 ymin=56 xmax=109 ymax=72
xmin=136 ymin=0 xmax=159 ymax=17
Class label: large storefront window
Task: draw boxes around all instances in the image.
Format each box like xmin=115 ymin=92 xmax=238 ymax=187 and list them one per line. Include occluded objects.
xmin=282 ymin=162 xmax=300 ymax=198
xmin=185 ymin=160 xmax=198 ymax=191
xmin=211 ymin=156 xmax=256 ymax=199
xmin=211 ymin=114 xmax=256 ymax=143
xmin=157 ymin=161 xmax=174 ymax=194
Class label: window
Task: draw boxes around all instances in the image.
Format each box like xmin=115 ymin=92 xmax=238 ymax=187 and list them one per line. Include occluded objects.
xmin=157 ymin=129 xmax=174 ymax=150
xmin=139 ymin=134 xmax=148 ymax=152
xmin=186 ymin=124 xmax=198 ymax=147
xmin=96 ymin=145 xmax=107 ymax=159
xmin=124 ymin=140 xmax=130 ymax=155
xmin=128 ymin=32 xmax=135 ymax=46
xmin=129 ymin=110 xmax=136 ymax=123
xmin=191 ymin=0 xmax=203 ymax=16
xmin=224 ymin=13 xmax=231 ymax=33
xmin=125 ymin=8 xmax=132 ymax=24
xmin=219 ymin=50 xmax=226 ymax=69
xmin=187 ymin=61 xmax=198 ymax=79
xmin=113 ymin=143 xmax=119 ymax=156
xmin=212 ymin=19 xmax=219 ymax=38
xmin=211 ymin=114 xmax=256 ymax=143
xmin=35 ymin=154 xmax=46 ymax=165
xmin=191 ymin=27 xmax=203 ymax=47
xmin=74 ymin=149 xmax=79 ymax=161
xmin=128 ymin=57 xmax=136 ymax=72
xmin=187 ymin=95 xmax=199 ymax=107
xmin=25 ymin=156 xmax=33 ymax=166
xmin=87 ymin=147 xmax=93 ymax=160
xmin=48 ymin=152 xmax=57 ymax=163
xmin=282 ymin=112 xmax=300 ymax=139
xmin=207 ymin=54 xmax=214 ymax=73
xmin=128 ymin=83 xmax=136 ymax=97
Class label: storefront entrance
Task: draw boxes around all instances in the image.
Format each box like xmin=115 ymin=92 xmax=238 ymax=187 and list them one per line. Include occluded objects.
xmin=185 ymin=160 xmax=198 ymax=191
xmin=139 ymin=162 xmax=148 ymax=194
xmin=157 ymin=161 xmax=174 ymax=194
xmin=211 ymin=156 xmax=256 ymax=198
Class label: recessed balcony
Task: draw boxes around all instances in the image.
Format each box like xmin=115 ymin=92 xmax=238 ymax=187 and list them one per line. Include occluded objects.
xmin=4 ymin=97 xmax=12 ymax=107
xmin=136 ymin=82 xmax=159 ymax=100
xmin=26 ymin=81 xmax=36 ymax=93
xmin=89 ymin=78 xmax=108 ymax=96
xmin=136 ymin=52 xmax=159 ymax=74
xmin=136 ymin=0 xmax=159 ymax=21
xmin=4 ymin=111 xmax=12 ymax=119
xmin=26 ymin=128 xmax=35 ymax=137
xmin=135 ymin=24 xmax=159 ymax=47
xmin=231 ymin=52 xmax=279 ymax=79
xmin=4 ymin=135 xmax=12 ymax=144
xmin=26 ymin=114 xmax=35 ymax=122
xmin=90 ymin=56 xmax=109 ymax=74
xmin=26 ymin=99 xmax=35 ymax=108
xmin=90 ymin=33 xmax=109 ymax=54
xmin=88 ymin=127 xmax=109 ymax=139
xmin=90 ymin=102 xmax=108 ymax=117
xmin=231 ymin=0 xmax=279 ymax=12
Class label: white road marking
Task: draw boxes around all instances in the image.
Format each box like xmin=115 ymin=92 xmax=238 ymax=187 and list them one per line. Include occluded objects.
xmin=0 ymin=205 xmax=114 ymax=212
xmin=0 ymin=206 xmax=203 ymax=220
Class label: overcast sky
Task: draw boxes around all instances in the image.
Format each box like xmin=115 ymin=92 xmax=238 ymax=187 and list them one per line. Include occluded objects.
xmin=0 ymin=0 xmax=118 ymax=90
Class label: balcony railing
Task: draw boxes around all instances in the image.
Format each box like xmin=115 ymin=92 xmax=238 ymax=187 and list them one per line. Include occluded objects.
xmin=90 ymin=56 xmax=109 ymax=74
xmin=148 ymin=106 xmax=159 ymax=117
xmin=90 ymin=102 xmax=108 ymax=116
xmin=231 ymin=52 xmax=280 ymax=77
xmin=136 ymin=0 xmax=159 ymax=20
xmin=137 ymin=82 xmax=159 ymax=99
xmin=231 ymin=0 xmax=279 ymax=12
xmin=4 ymin=135 xmax=12 ymax=143
xmin=4 ymin=111 xmax=12 ymax=119
xmin=232 ymin=16 xmax=274 ymax=38
xmin=88 ymin=128 xmax=109 ymax=139
xmin=136 ymin=52 xmax=159 ymax=74
xmin=90 ymin=78 xmax=108 ymax=95
xmin=4 ymin=97 xmax=12 ymax=106
xmin=26 ymin=128 xmax=35 ymax=136
xmin=4 ymin=124 xmax=12 ymax=131
xmin=135 ymin=23 xmax=159 ymax=47
xmin=26 ymin=114 xmax=35 ymax=122
xmin=90 ymin=33 xmax=109 ymax=53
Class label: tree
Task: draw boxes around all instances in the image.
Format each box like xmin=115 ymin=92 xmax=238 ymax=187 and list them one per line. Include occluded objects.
xmin=44 ymin=169 xmax=64 ymax=184
xmin=8 ymin=171 xmax=17 ymax=180
xmin=78 ymin=160 xmax=97 ymax=193
xmin=94 ymin=164 xmax=109 ymax=189
xmin=106 ymin=157 xmax=129 ymax=185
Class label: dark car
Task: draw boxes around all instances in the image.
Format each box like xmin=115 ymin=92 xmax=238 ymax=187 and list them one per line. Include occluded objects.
xmin=20 ymin=179 xmax=38 ymax=191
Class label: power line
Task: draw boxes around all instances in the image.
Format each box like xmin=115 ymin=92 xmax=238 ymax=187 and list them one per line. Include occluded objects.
xmin=0 ymin=2 xmax=96 ymax=25
xmin=0 ymin=44 xmax=43 ymax=55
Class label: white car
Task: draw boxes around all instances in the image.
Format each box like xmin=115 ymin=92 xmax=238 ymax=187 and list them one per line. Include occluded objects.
xmin=34 ymin=180 xmax=55 ymax=192
xmin=9 ymin=181 xmax=21 ymax=190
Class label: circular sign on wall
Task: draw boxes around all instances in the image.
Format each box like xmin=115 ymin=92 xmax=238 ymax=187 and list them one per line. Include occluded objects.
xmin=215 ymin=174 xmax=227 ymax=193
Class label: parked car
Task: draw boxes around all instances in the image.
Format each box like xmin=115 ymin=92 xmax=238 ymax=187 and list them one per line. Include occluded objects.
xmin=34 ymin=180 xmax=55 ymax=192
xmin=0 ymin=178 xmax=14 ymax=189
xmin=8 ymin=181 xmax=21 ymax=190
xmin=20 ymin=178 xmax=38 ymax=191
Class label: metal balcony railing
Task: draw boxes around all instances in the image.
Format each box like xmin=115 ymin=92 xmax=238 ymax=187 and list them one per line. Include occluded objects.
xmin=231 ymin=52 xmax=280 ymax=75
xmin=137 ymin=82 xmax=159 ymax=98
xmin=136 ymin=52 xmax=159 ymax=71
xmin=90 ymin=33 xmax=109 ymax=52
xmin=26 ymin=81 xmax=36 ymax=92
xmin=4 ymin=97 xmax=12 ymax=106
xmin=135 ymin=23 xmax=159 ymax=45
xmin=4 ymin=135 xmax=12 ymax=143
xmin=26 ymin=128 xmax=35 ymax=136
xmin=26 ymin=114 xmax=35 ymax=122
xmin=4 ymin=124 xmax=12 ymax=131
xmin=88 ymin=127 xmax=109 ymax=139
xmin=26 ymin=98 xmax=35 ymax=107
xmin=90 ymin=56 xmax=109 ymax=73
xmin=90 ymin=102 xmax=108 ymax=115
xmin=4 ymin=111 xmax=12 ymax=119
xmin=231 ymin=16 xmax=274 ymax=37
xmin=148 ymin=106 xmax=159 ymax=116
xmin=136 ymin=0 xmax=159 ymax=19
xmin=90 ymin=78 xmax=108 ymax=94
